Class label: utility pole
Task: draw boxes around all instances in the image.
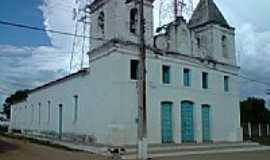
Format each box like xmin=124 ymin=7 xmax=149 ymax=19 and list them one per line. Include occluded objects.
xmin=138 ymin=0 xmax=147 ymax=159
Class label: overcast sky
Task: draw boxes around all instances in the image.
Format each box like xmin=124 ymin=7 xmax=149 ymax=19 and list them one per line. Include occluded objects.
xmin=0 ymin=0 xmax=270 ymax=109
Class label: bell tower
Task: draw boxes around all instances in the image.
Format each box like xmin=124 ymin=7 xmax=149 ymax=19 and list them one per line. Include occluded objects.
xmin=188 ymin=0 xmax=236 ymax=65
xmin=89 ymin=0 xmax=155 ymax=51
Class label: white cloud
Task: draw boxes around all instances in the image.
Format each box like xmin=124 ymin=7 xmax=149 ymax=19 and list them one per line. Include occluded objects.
xmin=0 ymin=0 xmax=90 ymax=104
xmin=39 ymin=0 xmax=77 ymax=49
xmin=39 ymin=0 xmax=91 ymax=70
xmin=1 ymin=0 xmax=270 ymax=106
xmin=0 ymin=45 xmax=70 ymax=104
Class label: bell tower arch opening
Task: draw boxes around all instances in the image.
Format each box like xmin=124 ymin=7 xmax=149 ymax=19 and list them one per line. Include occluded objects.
xmin=88 ymin=0 xmax=155 ymax=51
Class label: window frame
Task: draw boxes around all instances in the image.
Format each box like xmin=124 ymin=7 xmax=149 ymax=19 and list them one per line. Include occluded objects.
xmin=130 ymin=59 xmax=139 ymax=80
xmin=196 ymin=37 xmax=201 ymax=49
xmin=202 ymin=72 xmax=209 ymax=89
xmin=38 ymin=102 xmax=41 ymax=125
xmin=48 ymin=100 xmax=51 ymax=123
xmin=222 ymin=35 xmax=228 ymax=58
xmin=98 ymin=11 xmax=105 ymax=35
xmin=162 ymin=65 xmax=171 ymax=84
xmin=224 ymin=76 xmax=229 ymax=92
xmin=31 ymin=104 xmax=34 ymax=123
xmin=73 ymin=95 xmax=79 ymax=123
xmin=130 ymin=8 xmax=138 ymax=34
xmin=183 ymin=68 xmax=191 ymax=87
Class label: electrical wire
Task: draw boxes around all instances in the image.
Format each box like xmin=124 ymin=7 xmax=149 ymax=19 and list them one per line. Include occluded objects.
xmin=0 ymin=19 xmax=269 ymax=89
xmin=239 ymin=75 xmax=270 ymax=87
xmin=0 ymin=19 xmax=106 ymax=41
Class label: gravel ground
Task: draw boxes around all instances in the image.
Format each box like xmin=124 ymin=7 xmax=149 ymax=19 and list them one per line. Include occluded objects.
xmin=0 ymin=135 xmax=108 ymax=160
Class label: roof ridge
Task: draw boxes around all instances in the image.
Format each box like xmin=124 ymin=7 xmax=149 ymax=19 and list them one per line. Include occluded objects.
xmin=188 ymin=0 xmax=230 ymax=29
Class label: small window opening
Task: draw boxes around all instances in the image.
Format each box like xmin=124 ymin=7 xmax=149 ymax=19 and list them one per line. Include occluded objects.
xmin=224 ymin=76 xmax=229 ymax=92
xmin=196 ymin=37 xmax=201 ymax=49
xmin=38 ymin=102 xmax=41 ymax=125
xmin=130 ymin=59 xmax=139 ymax=80
xmin=183 ymin=68 xmax=191 ymax=87
xmin=202 ymin=72 xmax=208 ymax=89
xmin=98 ymin=11 xmax=105 ymax=34
xmin=73 ymin=95 xmax=79 ymax=123
xmin=48 ymin=101 xmax=51 ymax=123
xmin=162 ymin=65 xmax=171 ymax=84
xmin=222 ymin=35 xmax=228 ymax=58
xmin=130 ymin=8 xmax=138 ymax=34
xmin=31 ymin=104 xmax=34 ymax=123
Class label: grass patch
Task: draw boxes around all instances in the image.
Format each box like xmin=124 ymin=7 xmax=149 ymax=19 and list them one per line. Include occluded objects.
xmin=0 ymin=132 xmax=81 ymax=152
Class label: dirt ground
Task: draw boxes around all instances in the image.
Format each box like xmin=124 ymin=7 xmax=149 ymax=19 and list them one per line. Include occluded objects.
xmin=155 ymin=150 xmax=270 ymax=160
xmin=0 ymin=135 xmax=108 ymax=160
xmin=2 ymin=135 xmax=270 ymax=160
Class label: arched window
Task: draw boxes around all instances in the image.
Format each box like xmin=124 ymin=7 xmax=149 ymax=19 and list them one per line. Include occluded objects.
xmin=130 ymin=8 xmax=138 ymax=34
xmin=98 ymin=11 xmax=105 ymax=34
xmin=222 ymin=35 xmax=228 ymax=58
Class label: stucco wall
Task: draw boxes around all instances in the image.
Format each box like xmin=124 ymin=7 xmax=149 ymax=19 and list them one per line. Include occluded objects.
xmin=11 ymin=46 xmax=241 ymax=145
xmin=113 ymin=48 xmax=241 ymax=144
xmin=10 ymin=52 xmax=129 ymax=145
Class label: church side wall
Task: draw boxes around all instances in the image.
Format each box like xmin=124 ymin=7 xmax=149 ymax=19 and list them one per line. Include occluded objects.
xmin=10 ymin=48 xmax=242 ymax=145
xmin=10 ymin=53 xmax=125 ymax=145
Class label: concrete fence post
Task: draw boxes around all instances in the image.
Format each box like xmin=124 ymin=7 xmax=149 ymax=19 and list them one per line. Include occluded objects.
xmin=258 ymin=124 xmax=262 ymax=137
xmin=248 ymin=122 xmax=252 ymax=138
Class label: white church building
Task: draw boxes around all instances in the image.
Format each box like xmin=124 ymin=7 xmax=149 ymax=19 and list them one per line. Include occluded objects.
xmin=10 ymin=0 xmax=242 ymax=146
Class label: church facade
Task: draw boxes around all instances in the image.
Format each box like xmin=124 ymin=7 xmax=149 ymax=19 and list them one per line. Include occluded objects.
xmin=10 ymin=0 xmax=242 ymax=146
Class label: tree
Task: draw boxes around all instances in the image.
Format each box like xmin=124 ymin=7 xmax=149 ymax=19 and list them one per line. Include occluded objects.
xmin=240 ymin=97 xmax=270 ymax=124
xmin=2 ymin=90 xmax=29 ymax=119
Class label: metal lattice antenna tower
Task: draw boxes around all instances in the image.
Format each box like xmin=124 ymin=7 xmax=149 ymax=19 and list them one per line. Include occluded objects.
xmin=183 ymin=0 xmax=195 ymax=19
xmin=69 ymin=0 xmax=91 ymax=73
xmin=159 ymin=0 xmax=195 ymax=26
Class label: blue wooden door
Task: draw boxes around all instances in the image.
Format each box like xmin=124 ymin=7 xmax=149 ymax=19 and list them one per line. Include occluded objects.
xmin=181 ymin=101 xmax=194 ymax=142
xmin=161 ymin=102 xmax=173 ymax=143
xmin=202 ymin=105 xmax=211 ymax=142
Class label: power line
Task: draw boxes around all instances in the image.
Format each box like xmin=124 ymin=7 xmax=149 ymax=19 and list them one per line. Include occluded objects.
xmin=239 ymin=75 xmax=270 ymax=87
xmin=0 ymin=19 xmax=106 ymax=41
xmin=1 ymin=19 xmax=269 ymax=88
